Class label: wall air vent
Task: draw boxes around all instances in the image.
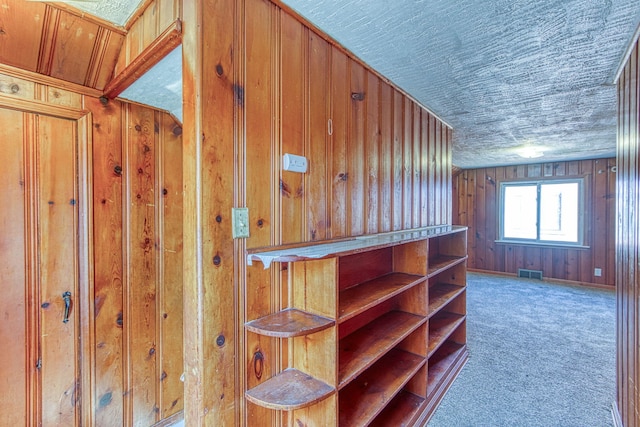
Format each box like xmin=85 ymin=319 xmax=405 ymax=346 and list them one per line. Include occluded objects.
xmin=518 ymin=269 xmax=543 ymax=280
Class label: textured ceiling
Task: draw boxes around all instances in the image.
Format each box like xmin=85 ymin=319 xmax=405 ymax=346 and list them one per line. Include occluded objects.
xmin=71 ymin=0 xmax=640 ymax=168
xmin=280 ymin=0 xmax=640 ymax=168
xmin=60 ymin=0 xmax=139 ymax=26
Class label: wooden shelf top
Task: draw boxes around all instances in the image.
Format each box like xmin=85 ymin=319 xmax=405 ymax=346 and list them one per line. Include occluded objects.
xmin=339 ymin=272 xmax=425 ymax=323
xmin=339 ymin=348 xmax=425 ymax=426
xmin=429 ymin=283 xmax=465 ymax=318
xmin=245 ymin=368 xmax=335 ymax=411
xmin=247 ymin=225 xmax=467 ymax=268
xmin=339 ymin=310 xmax=426 ymax=389
xmin=245 ymin=308 xmax=335 ymax=337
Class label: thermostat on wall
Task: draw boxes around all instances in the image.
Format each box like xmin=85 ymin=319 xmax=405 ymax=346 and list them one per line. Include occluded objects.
xmin=282 ymin=153 xmax=308 ymax=173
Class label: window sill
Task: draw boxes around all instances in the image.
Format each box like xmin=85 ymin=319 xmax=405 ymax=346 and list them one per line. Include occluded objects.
xmin=494 ymin=240 xmax=590 ymax=250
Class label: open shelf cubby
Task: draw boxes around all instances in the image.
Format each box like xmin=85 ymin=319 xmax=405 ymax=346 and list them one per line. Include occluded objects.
xmin=245 ymin=225 xmax=468 ymax=425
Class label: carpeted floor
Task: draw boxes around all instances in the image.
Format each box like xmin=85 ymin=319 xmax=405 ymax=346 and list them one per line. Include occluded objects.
xmin=427 ymin=272 xmax=616 ymax=427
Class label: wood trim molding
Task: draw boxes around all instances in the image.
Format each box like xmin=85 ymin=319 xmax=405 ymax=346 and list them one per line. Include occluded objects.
xmin=0 ymin=64 xmax=103 ymax=98
xmin=103 ymin=20 xmax=182 ymax=99
xmin=0 ymin=93 xmax=88 ymax=119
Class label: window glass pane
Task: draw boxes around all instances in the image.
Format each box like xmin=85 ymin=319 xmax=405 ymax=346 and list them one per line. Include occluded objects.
xmin=503 ymin=185 xmax=537 ymax=239
xmin=540 ymin=182 xmax=578 ymax=242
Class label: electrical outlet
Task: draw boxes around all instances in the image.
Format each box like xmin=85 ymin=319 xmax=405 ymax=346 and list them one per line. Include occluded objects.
xmin=282 ymin=153 xmax=308 ymax=173
xmin=232 ymin=208 xmax=249 ymax=239
xmin=594 ymin=268 xmax=602 ymax=277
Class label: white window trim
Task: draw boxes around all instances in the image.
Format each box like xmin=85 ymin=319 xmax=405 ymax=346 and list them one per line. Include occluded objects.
xmin=498 ymin=178 xmax=585 ymax=246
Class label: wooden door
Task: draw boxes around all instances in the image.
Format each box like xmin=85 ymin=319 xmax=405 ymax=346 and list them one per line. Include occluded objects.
xmin=0 ymin=106 xmax=89 ymax=425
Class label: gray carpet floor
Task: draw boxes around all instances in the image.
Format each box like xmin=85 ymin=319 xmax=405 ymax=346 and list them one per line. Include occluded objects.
xmin=427 ymin=272 xmax=616 ymax=427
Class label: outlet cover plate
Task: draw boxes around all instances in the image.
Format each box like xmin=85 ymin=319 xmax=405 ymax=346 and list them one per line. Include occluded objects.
xmin=232 ymin=208 xmax=249 ymax=239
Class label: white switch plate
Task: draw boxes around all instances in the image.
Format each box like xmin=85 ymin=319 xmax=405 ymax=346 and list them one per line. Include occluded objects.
xmin=283 ymin=153 xmax=308 ymax=173
xmin=594 ymin=268 xmax=602 ymax=277
xmin=232 ymin=208 xmax=249 ymax=239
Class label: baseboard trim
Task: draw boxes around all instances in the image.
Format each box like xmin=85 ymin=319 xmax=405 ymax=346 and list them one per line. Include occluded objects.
xmin=467 ymin=268 xmax=615 ymax=291
xmin=612 ymin=401 xmax=623 ymax=427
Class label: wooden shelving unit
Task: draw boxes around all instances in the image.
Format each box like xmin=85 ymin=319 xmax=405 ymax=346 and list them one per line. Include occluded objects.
xmin=245 ymin=225 xmax=468 ymax=426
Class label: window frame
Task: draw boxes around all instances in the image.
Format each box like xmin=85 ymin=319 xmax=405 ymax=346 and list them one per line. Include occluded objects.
xmin=498 ymin=178 xmax=585 ymax=246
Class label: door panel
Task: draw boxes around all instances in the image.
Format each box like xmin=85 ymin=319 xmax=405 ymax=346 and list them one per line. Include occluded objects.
xmin=0 ymin=108 xmax=83 ymax=426
xmin=37 ymin=114 xmax=80 ymax=426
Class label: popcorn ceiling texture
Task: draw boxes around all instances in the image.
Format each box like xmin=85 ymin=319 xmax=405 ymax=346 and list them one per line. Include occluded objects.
xmin=63 ymin=0 xmax=139 ymax=26
xmin=74 ymin=0 xmax=640 ymax=168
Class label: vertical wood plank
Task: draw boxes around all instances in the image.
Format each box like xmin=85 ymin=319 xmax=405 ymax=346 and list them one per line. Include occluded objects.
xmin=280 ymin=13 xmax=305 ymax=244
xmin=307 ymin=31 xmax=329 ymax=241
xmin=348 ymin=60 xmax=366 ymax=236
xmin=125 ymin=104 xmax=158 ymax=426
xmin=379 ymin=82 xmax=392 ymax=232
xmin=403 ymin=97 xmax=412 ymax=230
xmin=412 ymin=103 xmax=421 ymax=228
xmin=392 ymin=90 xmax=403 ymax=230
xmin=366 ymin=72 xmax=380 ymax=234
xmin=427 ymin=114 xmax=435 ymax=226
xmin=88 ymin=97 xmax=125 ymax=425
xmin=330 ymin=47 xmax=348 ymax=238
xmin=244 ymin=2 xmax=278 ymax=425
xmin=158 ymin=112 xmax=183 ymax=418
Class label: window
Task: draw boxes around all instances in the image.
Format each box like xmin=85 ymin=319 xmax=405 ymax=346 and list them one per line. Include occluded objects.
xmin=500 ymin=179 xmax=583 ymax=245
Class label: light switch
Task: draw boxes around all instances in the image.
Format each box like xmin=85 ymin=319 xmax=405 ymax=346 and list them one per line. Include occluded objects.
xmin=283 ymin=153 xmax=308 ymax=173
xmin=232 ymin=208 xmax=249 ymax=239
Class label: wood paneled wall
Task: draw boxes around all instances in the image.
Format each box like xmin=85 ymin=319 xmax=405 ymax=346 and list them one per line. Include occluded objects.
xmin=90 ymin=98 xmax=184 ymax=426
xmin=0 ymin=68 xmax=184 ymax=426
xmin=616 ymin=35 xmax=640 ymax=427
xmin=182 ymin=0 xmax=453 ymax=424
xmin=453 ymin=159 xmax=616 ymax=287
xmin=0 ymin=0 xmax=124 ymax=91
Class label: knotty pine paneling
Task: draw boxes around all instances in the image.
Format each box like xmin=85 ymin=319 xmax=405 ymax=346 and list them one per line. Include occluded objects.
xmin=0 ymin=65 xmax=183 ymax=425
xmin=453 ymin=159 xmax=616 ymax=287
xmin=0 ymin=67 xmax=182 ymax=425
xmin=91 ymin=98 xmax=183 ymax=426
xmin=113 ymin=0 xmax=182 ymax=84
xmin=0 ymin=0 xmax=124 ymax=91
xmin=616 ymin=36 xmax=640 ymax=427
xmin=180 ymin=0 xmax=454 ymax=424
xmin=208 ymin=0 xmax=454 ymax=425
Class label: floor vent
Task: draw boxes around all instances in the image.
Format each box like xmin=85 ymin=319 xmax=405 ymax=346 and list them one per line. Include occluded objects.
xmin=518 ymin=269 xmax=543 ymax=280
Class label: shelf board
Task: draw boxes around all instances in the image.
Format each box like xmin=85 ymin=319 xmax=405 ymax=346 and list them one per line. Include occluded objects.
xmin=339 ymin=272 xmax=425 ymax=323
xmin=339 ymin=348 xmax=425 ymax=427
xmin=428 ymin=283 xmax=465 ymax=318
xmin=339 ymin=310 xmax=426 ymax=389
xmin=246 ymin=225 xmax=466 ymax=267
xmin=369 ymin=390 xmax=425 ymax=427
xmin=427 ymin=255 xmax=467 ymax=278
xmin=245 ymin=368 xmax=335 ymax=411
xmin=245 ymin=308 xmax=335 ymax=338
xmin=428 ymin=312 xmax=465 ymax=357
xmin=427 ymin=341 xmax=467 ymax=398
